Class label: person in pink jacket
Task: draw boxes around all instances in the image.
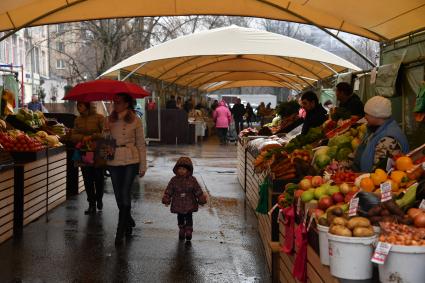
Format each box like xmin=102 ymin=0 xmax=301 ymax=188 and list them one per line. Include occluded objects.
xmin=213 ymin=100 xmax=231 ymax=145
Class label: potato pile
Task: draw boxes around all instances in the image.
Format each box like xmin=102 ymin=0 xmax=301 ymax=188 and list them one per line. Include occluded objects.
xmin=329 ymin=216 xmax=375 ymax=237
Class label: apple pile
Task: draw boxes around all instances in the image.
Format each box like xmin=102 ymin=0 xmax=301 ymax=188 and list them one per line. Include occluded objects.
xmin=298 ymin=176 xmax=358 ymax=211
xmin=0 ymin=131 xmax=45 ymax=152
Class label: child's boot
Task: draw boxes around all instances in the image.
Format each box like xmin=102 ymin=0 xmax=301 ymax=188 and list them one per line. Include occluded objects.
xmin=178 ymin=225 xmax=185 ymax=240
xmin=185 ymin=226 xmax=193 ymax=241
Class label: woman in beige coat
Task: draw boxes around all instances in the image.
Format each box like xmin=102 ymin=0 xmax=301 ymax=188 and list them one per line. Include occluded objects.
xmin=107 ymin=93 xmax=147 ymax=245
xmin=70 ymin=102 xmax=105 ymax=215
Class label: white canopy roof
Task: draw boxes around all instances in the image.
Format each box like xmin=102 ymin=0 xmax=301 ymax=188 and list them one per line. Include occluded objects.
xmin=101 ymin=26 xmax=360 ymax=92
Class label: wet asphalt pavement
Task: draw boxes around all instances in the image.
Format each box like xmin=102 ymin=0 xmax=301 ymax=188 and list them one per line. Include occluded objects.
xmin=0 ymin=140 xmax=270 ymax=283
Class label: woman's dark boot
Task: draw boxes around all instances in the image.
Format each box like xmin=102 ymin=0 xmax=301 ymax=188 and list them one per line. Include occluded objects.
xmin=115 ymin=210 xmax=126 ymax=246
xmin=126 ymin=209 xmax=134 ymax=237
xmin=178 ymin=225 xmax=185 ymax=240
xmin=84 ymin=203 xmax=96 ymax=215
xmin=185 ymin=226 xmax=193 ymax=241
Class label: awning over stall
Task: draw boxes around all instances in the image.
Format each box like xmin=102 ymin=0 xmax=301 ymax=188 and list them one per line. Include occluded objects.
xmin=0 ymin=0 xmax=424 ymax=42
xmin=100 ymin=26 xmax=360 ymax=92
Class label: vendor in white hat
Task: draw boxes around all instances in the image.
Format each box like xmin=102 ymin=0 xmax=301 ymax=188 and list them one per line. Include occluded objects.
xmin=353 ymin=96 xmax=409 ymax=172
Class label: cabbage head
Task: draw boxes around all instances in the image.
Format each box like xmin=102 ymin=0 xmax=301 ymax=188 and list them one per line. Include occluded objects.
xmin=315 ymin=154 xmax=331 ymax=169
xmin=336 ymin=147 xmax=352 ymax=161
xmin=327 ymin=146 xmax=338 ymax=159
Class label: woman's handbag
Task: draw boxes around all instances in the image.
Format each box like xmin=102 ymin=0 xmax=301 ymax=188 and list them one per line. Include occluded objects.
xmin=95 ymin=133 xmax=116 ymax=166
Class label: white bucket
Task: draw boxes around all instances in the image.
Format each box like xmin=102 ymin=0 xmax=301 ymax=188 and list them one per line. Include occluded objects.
xmin=328 ymin=233 xmax=377 ymax=280
xmin=379 ymin=244 xmax=425 ymax=283
xmin=317 ymin=224 xmax=330 ymax=265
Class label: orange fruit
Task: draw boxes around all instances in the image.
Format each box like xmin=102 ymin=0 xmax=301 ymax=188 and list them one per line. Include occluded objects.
xmin=389 ymin=180 xmax=399 ymax=192
xmin=390 ymin=170 xmax=407 ymax=184
xmin=395 ymin=156 xmax=413 ymax=172
xmin=360 ymin=177 xmax=375 ymax=192
xmin=371 ymin=169 xmax=388 ymax=186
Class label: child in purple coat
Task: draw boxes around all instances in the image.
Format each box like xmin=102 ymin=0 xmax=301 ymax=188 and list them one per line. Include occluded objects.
xmin=162 ymin=157 xmax=207 ymax=241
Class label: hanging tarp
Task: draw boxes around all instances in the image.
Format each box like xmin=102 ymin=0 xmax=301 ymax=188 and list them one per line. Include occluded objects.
xmin=1 ymin=1 xmax=425 ymax=42
xmin=375 ymin=63 xmax=402 ymax=98
xmin=336 ymin=72 xmax=353 ymax=84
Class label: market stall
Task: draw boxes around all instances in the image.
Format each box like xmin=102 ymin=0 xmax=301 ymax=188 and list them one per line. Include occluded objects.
xmin=237 ymin=96 xmax=425 ymax=283
xmin=0 ymin=109 xmax=70 ymax=239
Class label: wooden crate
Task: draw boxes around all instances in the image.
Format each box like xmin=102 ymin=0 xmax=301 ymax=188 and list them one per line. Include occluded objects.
xmin=78 ymin=168 xmax=85 ymax=193
xmin=0 ymin=169 xmax=14 ymax=244
xmin=279 ymin=220 xmax=339 ymax=283
xmin=47 ymin=151 xmax=67 ymax=211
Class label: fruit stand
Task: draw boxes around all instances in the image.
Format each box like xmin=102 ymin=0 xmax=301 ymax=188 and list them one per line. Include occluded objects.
xmin=13 ymin=146 xmax=67 ymax=237
xmin=0 ymin=111 xmax=72 ymax=239
xmin=238 ymin=108 xmax=425 ymax=283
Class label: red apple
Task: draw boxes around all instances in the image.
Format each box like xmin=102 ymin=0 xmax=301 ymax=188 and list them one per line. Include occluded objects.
xmin=294 ymin=189 xmax=304 ymax=198
xmin=304 ymin=175 xmax=313 ymax=180
xmin=344 ymin=192 xmax=356 ymax=203
xmin=332 ymin=192 xmax=345 ymax=204
xmin=318 ymin=196 xmax=334 ymax=210
xmin=312 ymin=208 xmax=325 ymax=218
xmin=312 ymin=176 xmax=324 ymax=188
xmin=299 ymin=179 xmax=312 ymax=190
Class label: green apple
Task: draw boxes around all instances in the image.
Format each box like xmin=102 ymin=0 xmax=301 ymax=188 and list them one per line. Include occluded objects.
xmin=314 ymin=187 xmax=327 ymax=200
xmin=301 ymin=191 xmax=315 ymax=203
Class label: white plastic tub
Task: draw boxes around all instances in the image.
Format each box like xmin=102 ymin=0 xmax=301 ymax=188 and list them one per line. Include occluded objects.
xmin=379 ymin=244 xmax=425 ymax=283
xmin=328 ymin=233 xmax=377 ymax=280
xmin=317 ymin=224 xmax=330 ymax=265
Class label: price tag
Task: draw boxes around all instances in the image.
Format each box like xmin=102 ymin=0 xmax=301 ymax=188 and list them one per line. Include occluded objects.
xmin=296 ymin=197 xmax=301 ymax=216
xmin=371 ymin=242 xmax=392 ymax=265
xmin=348 ymin=197 xmax=359 ymax=216
xmin=380 ymin=181 xmax=392 ymax=202
xmin=386 ymin=158 xmax=394 ymax=173
xmin=419 ymin=199 xmax=425 ymax=211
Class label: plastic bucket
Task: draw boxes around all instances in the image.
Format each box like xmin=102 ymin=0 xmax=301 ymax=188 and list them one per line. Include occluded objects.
xmin=328 ymin=233 xmax=377 ymax=280
xmin=379 ymin=244 xmax=425 ymax=283
xmin=317 ymin=224 xmax=330 ymax=265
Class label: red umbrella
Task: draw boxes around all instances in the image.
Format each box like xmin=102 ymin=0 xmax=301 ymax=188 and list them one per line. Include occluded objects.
xmin=63 ymin=79 xmax=150 ymax=102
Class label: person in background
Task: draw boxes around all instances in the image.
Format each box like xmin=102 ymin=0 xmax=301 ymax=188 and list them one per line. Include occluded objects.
xmin=213 ymin=100 xmax=231 ymax=145
xmin=245 ymin=103 xmax=255 ymax=127
xmin=353 ymin=96 xmax=409 ymax=172
xmin=211 ymin=100 xmax=219 ymax=111
xmin=162 ymin=157 xmax=207 ymax=241
xmin=166 ymin=95 xmax=177 ymax=109
xmin=300 ymin=91 xmax=327 ymax=135
xmin=176 ymin=96 xmax=183 ymax=109
xmin=336 ymin=82 xmax=365 ymax=117
xmin=147 ymin=98 xmax=156 ymax=110
xmin=184 ymin=97 xmax=194 ymax=113
xmin=257 ymin=102 xmax=266 ymax=124
xmin=28 ymin=95 xmax=43 ymax=112
xmin=107 ymin=93 xmax=147 ymax=246
xmin=231 ymin=98 xmax=245 ymax=134
xmin=70 ymin=102 xmax=105 ymax=215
